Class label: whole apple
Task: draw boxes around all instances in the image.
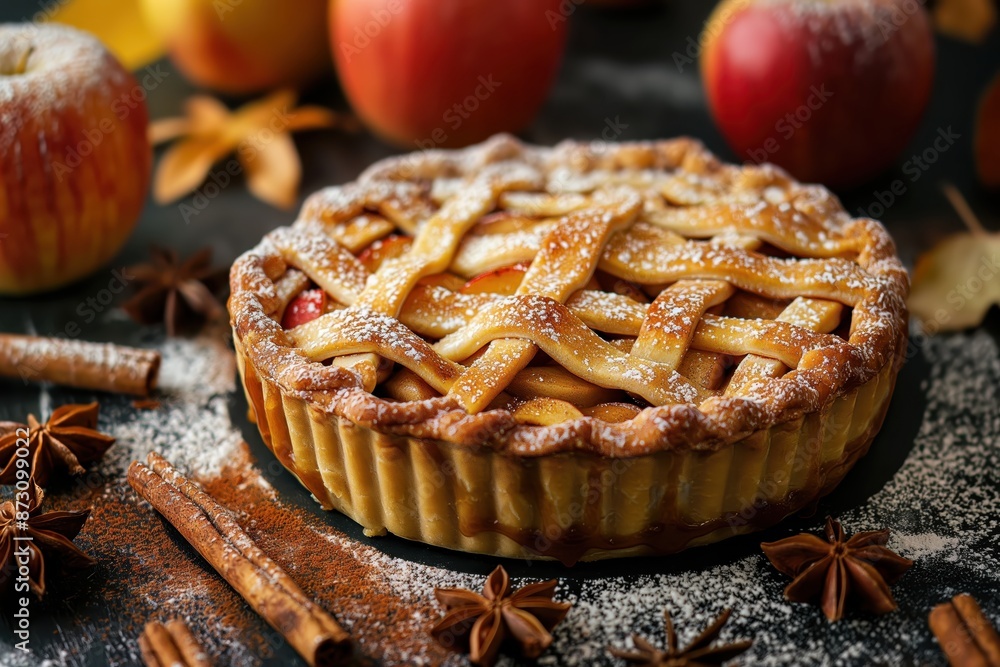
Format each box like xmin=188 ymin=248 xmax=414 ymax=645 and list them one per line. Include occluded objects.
xmin=587 ymin=0 xmax=661 ymax=7
xmin=331 ymin=0 xmax=568 ymax=148
xmin=976 ymin=73 xmax=1000 ymax=189
xmin=701 ymin=0 xmax=935 ymax=188
xmin=140 ymin=0 xmax=330 ymax=94
xmin=0 ymin=24 xmax=151 ymax=295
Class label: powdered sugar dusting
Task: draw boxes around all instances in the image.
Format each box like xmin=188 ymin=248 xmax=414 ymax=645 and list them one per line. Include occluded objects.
xmin=156 ymin=334 xmax=237 ymax=399
xmin=891 ymin=533 xmax=961 ymax=561
xmin=100 ymin=327 xmax=242 ymax=479
xmin=0 ymin=23 xmax=132 ymax=154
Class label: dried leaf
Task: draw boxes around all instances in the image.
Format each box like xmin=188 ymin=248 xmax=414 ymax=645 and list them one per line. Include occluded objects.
xmin=243 ymin=133 xmax=301 ymax=210
xmin=154 ymin=137 xmax=232 ymax=203
xmin=285 ymin=106 xmax=343 ymax=133
xmin=150 ymin=91 xmax=354 ymax=208
xmin=933 ymin=0 xmax=997 ymax=43
xmin=148 ymin=118 xmax=191 ymax=146
xmin=184 ymin=95 xmax=231 ymax=133
xmin=910 ymin=231 xmax=1000 ymax=331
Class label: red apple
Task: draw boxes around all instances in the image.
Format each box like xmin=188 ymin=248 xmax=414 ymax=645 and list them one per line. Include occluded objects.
xmin=701 ymin=0 xmax=935 ymax=188
xmin=0 ymin=24 xmax=151 ymax=295
xmin=330 ymin=0 xmax=568 ymax=148
xmin=282 ymin=289 xmax=327 ymax=329
xmin=586 ymin=0 xmax=660 ymax=7
xmin=140 ymin=0 xmax=330 ymax=93
xmin=975 ymin=72 xmax=1000 ymax=189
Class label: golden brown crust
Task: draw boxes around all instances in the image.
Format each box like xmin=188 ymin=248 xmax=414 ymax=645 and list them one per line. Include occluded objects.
xmin=229 ymin=135 xmax=908 ymax=457
xmin=233 ymin=332 xmax=902 ymax=563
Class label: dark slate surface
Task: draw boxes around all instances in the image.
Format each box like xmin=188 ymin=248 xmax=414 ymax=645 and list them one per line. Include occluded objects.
xmin=1 ymin=1 xmax=999 ymax=665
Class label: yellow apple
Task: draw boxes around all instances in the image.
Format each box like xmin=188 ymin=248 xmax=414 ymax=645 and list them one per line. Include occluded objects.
xmin=357 ymin=234 xmax=412 ymax=272
xmin=460 ymin=264 xmax=529 ymax=296
xmin=140 ymin=0 xmax=330 ymax=93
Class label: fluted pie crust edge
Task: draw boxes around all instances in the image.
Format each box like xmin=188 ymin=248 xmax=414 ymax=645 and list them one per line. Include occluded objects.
xmin=234 ymin=335 xmax=901 ymax=564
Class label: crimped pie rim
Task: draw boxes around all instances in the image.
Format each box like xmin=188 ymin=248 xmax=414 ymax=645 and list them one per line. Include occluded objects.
xmin=228 ymin=135 xmax=908 ymax=457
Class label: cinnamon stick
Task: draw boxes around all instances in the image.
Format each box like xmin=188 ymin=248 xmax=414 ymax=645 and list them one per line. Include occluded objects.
xmin=139 ymin=618 xmax=211 ymax=667
xmin=128 ymin=452 xmax=351 ymax=666
xmin=930 ymin=593 xmax=1000 ymax=667
xmin=0 ymin=334 xmax=160 ymax=396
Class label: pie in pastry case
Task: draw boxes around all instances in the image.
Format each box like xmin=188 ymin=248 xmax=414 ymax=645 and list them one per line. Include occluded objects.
xmin=229 ymin=135 xmax=908 ymax=564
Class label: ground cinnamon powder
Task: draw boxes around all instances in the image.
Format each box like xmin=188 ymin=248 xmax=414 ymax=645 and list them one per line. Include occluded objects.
xmin=201 ymin=445 xmax=455 ymax=666
xmin=42 ymin=442 xmax=454 ymax=666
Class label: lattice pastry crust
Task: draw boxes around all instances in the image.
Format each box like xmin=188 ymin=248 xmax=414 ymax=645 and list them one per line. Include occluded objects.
xmin=230 ymin=135 xmax=907 ymax=457
xmin=230 ymin=135 xmax=909 ymax=561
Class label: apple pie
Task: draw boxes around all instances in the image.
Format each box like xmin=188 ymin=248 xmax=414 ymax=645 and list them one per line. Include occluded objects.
xmin=229 ymin=135 xmax=908 ymax=564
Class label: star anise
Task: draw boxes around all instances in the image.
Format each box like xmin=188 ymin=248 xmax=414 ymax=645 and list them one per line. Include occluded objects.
xmin=608 ymin=608 xmax=752 ymax=666
xmin=122 ymin=246 xmax=227 ymax=336
xmin=430 ymin=565 xmax=572 ymax=666
xmin=0 ymin=481 xmax=94 ymax=598
xmin=0 ymin=403 xmax=114 ymax=488
xmin=761 ymin=517 xmax=914 ymax=622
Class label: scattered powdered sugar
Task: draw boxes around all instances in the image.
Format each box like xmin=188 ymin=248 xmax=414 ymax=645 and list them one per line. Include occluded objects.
xmin=102 ymin=395 xmax=243 ymax=480
xmin=0 ymin=652 xmax=64 ymax=667
xmin=321 ymin=530 xmax=482 ymax=605
xmin=99 ymin=327 xmax=243 ymax=479
xmin=890 ymin=533 xmax=962 ymax=562
xmin=156 ymin=335 xmax=237 ymax=399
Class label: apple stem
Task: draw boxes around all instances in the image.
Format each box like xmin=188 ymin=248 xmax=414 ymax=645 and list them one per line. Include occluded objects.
xmin=12 ymin=45 xmax=33 ymax=75
xmin=941 ymin=183 xmax=987 ymax=236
